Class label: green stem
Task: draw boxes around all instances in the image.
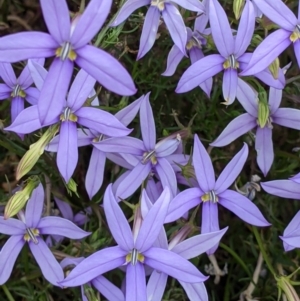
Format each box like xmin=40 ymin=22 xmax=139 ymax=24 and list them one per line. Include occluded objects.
xmin=252 ymin=226 xmax=276 ymax=276
xmin=2 ymin=285 xmax=15 ymax=301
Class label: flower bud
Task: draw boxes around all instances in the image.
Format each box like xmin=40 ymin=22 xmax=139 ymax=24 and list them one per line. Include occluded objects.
xmin=66 ymin=178 xmax=79 ymax=197
xmin=4 ymin=176 xmax=40 ymax=219
xmin=257 ymin=91 xmax=270 ymax=128
xmin=268 ymin=58 xmax=280 ymax=79
xmin=233 ymin=0 xmax=245 ymax=20
xmin=169 ymin=224 xmax=194 ymax=250
xmin=16 ymin=124 xmax=59 ymax=180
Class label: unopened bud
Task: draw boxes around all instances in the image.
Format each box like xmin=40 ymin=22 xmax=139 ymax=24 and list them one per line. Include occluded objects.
xmin=16 ymin=124 xmax=59 ymax=180
xmin=257 ymin=91 xmax=270 ymax=128
xmin=269 ymin=58 xmax=280 ymax=79
xmin=169 ymin=224 xmax=194 ymax=250
xmin=65 ymin=178 xmax=79 ymax=197
xmin=4 ymin=176 xmax=40 ymax=219
xmin=233 ymin=0 xmax=245 ymax=20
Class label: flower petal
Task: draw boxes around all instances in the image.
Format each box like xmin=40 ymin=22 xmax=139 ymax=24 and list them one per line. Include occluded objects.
xmin=54 ymin=198 xmax=73 ymax=221
xmin=25 ymin=183 xmax=44 ymax=228
xmin=171 ymin=0 xmax=204 ymax=11
xmin=147 ymin=270 xmax=168 ymax=301
xmin=71 ymin=0 xmax=112 ymax=48
xmin=176 ymin=54 xmax=224 ymax=93
xmin=76 ymin=45 xmax=137 ymax=96
xmin=269 ymin=87 xmax=282 ymax=114
xmin=293 ymin=40 xmax=300 ymax=68
xmin=27 ymin=60 xmax=47 ymax=91
xmin=0 ymin=217 xmax=25 ymax=235
xmin=219 ymin=189 xmax=270 ymax=226
xmin=0 ymin=235 xmax=24 ymax=285
xmin=261 ymin=180 xmax=300 ymax=199
xmin=193 ymin=134 xmax=215 ymax=192
xmin=144 ymin=247 xmax=208 ymax=282
xmin=179 ymin=281 xmax=208 ymax=301
xmin=215 ymin=143 xmax=248 ymax=194
xmin=162 ymin=45 xmax=184 ymax=76
xmin=0 ymin=63 xmax=16 ymax=88
xmin=0 ymin=84 xmax=11 ymax=100
xmin=222 ymin=68 xmax=238 ymax=105
xmin=126 ymin=263 xmax=147 ymax=301
xmin=255 ymin=127 xmax=273 ymax=176
xmin=137 ymin=6 xmax=160 ymax=60
xmin=11 ymin=96 xmax=24 ymax=123
xmin=29 ymin=238 xmax=64 ymax=286
xmin=273 ymin=108 xmax=300 ymax=130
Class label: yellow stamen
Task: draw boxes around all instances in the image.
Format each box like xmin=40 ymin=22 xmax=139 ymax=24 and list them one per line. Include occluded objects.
xmin=60 ymin=107 xmax=78 ymax=122
xmin=126 ymin=249 xmax=145 ymax=265
xmin=11 ymin=85 xmax=26 ymax=98
xmin=55 ymin=42 xmax=77 ymax=61
xmin=223 ymin=54 xmax=239 ymax=69
xmin=290 ymin=25 xmax=300 ymax=42
xmin=24 ymin=228 xmax=39 ymax=244
xmin=201 ymin=191 xmax=219 ymax=203
xmin=151 ymin=0 xmax=165 ymax=11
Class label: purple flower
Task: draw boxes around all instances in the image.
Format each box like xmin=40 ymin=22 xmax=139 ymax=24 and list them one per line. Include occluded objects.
xmin=141 ymin=191 xmax=227 ymax=301
xmin=0 ymin=0 xmax=136 ymax=125
xmin=211 ymin=79 xmax=300 ymax=176
xmin=166 ymin=135 xmax=270 ymax=254
xmin=0 ymin=183 xmax=90 ymax=286
xmin=46 ymin=96 xmax=143 ymax=199
xmin=0 ymin=59 xmax=44 ymax=122
xmin=5 ymin=63 xmax=131 ymax=183
xmin=111 ymin=0 xmax=204 ymax=59
xmin=60 ymin=185 xmax=207 ymax=301
xmin=93 ymin=92 xmax=181 ymax=199
xmin=61 ymin=257 xmax=125 ymax=301
xmin=162 ymin=13 xmax=213 ymax=97
xmin=176 ymin=0 xmax=285 ymax=104
xmin=241 ymin=0 xmax=300 ymax=75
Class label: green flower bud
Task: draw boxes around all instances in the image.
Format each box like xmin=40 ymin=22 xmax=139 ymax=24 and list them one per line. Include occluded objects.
xmin=4 ymin=176 xmax=40 ymax=219
xmin=268 ymin=58 xmax=280 ymax=79
xmin=66 ymin=178 xmax=79 ymax=197
xmin=257 ymin=91 xmax=270 ymax=128
xmin=233 ymin=0 xmax=245 ymax=20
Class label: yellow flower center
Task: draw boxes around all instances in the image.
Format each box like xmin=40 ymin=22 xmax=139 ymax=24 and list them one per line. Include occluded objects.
xmin=126 ymin=248 xmax=145 ymax=265
xmin=223 ymin=54 xmax=239 ymax=69
xmin=60 ymin=107 xmax=78 ymax=122
xmin=186 ymin=37 xmax=202 ymax=50
xmin=142 ymin=150 xmax=157 ymax=165
xmin=24 ymin=228 xmax=39 ymax=244
xmin=151 ymin=0 xmax=165 ymax=11
xmin=201 ymin=190 xmax=219 ymax=203
xmin=55 ymin=42 xmax=77 ymax=61
xmin=290 ymin=25 xmax=300 ymax=42
xmin=11 ymin=84 xmax=26 ymax=98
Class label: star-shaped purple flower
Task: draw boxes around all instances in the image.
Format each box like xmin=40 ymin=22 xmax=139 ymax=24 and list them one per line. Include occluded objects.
xmin=0 ymin=0 xmax=136 ymax=125
xmin=111 ymin=0 xmax=204 ymax=59
xmin=211 ymin=79 xmax=300 ymax=176
xmin=166 ymin=135 xmax=270 ymax=254
xmin=0 ymin=183 xmax=90 ymax=286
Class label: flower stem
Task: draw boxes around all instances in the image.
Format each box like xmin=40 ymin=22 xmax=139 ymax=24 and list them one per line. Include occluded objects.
xmin=2 ymin=285 xmax=15 ymax=301
xmin=252 ymin=226 xmax=276 ymax=276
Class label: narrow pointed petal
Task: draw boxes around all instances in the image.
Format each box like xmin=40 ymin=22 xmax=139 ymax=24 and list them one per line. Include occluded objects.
xmin=54 ymin=198 xmax=73 ymax=220
xmin=273 ymin=108 xmax=300 ymax=130
xmin=282 ymin=210 xmax=300 ymax=243
xmin=76 ymin=107 xmax=131 ymax=137
xmin=234 ymin=0 xmax=255 ymax=57
xmin=252 ymin=0 xmax=297 ymax=31
xmin=115 ymin=95 xmax=143 ymax=126
xmin=57 ymin=121 xmax=78 ymax=183
xmin=171 ymin=0 xmax=204 ymax=11
xmin=144 ymin=247 xmax=208 ymax=282
xmin=137 ymin=7 xmax=160 ymax=60
xmin=60 ymin=246 xmax=127 ymax=286
xmin=76 ymin=45 xmax=137 ymax=96
xmin=40 ymin=0 xmax=71 ymax=44
xmin=93 ymin=137 xmax=145 ymax=155
xmin=111 ymin=0 xmax=150 ymax=26
xmin=172 ymin=228 xmax=228 ymax=259
xmin=115 ymin=162 xmax=151 ymax=199
xmin=195 ymin=13 xmax=209 ymax=32
xmin=269 ymin=87 xmax=282 ymax=114
xmin=92 ymin=275 xmax=125 ymax=301
xmin=215 ymin=144 xmax=248 ymax=194
xmin=236 ymin=78 xmax=258 ymax=117
xmin=29 ymin=239 xmax=64 ymax=286
xmin=209 ymin=0 xmax=234 ymax=57
xmin=0 ymin=63 xmax=16 ymax=87
xmin=280 ymin=235 xmax=300 ymax=250
xmin=71 ymin=0 xmax=112 ymax=48
xmin=38 ymin=216 xmax=90 ymax=238
xmin=155 ymin=138 xmax=180 ymax=157
xmin=255 ymin=127 xmax=273 ymax=176
xmin=67 ymin=69 xmax=96 ymax=111
xmin=25 ymin=87 xmax=39 ymax=105
xmin=0 ymin=235 xmax=24 ymax=285
xmin=193 ymin=135 xmax=215 ymax=191
xmin=147 ymin=270 xmax=168 ymax=301
xmin=162 ymin=4 xmax=187 ymax=55
xmin=179 ymin=281 xmax=208 ymax=301
xmin=86 ymin=148 xmax=106 ymax=199
xmin=4 ymin=106 xmax=46 ymax=135
xmin=0 ymin=84 xmax=11 ymax=99
xmin=107 ymin=153 xmax=137 ymax=170
xmin=293 ymin=40 xmax=300 ymax=68
xmin=222 ymin=69 xmax=238 ymax=105
xmin=240 ymin=29 xmax=291 ymax=76
xmin=126 ymin=263 xmax=147 ymax=301
xmin=155 ymin=158 xmax=177 ymax=197
xmin=104 ymin=184 xmax=134 ymax=250
xmin=261 ymin=180 xmax=300 ymax=199
xmin=11 ymin=97 xmax=24 ymax=123
xmin=219 ymin=189 xmax=270 ymax=226
xmin=162 ymin=45 xmax=184 ymax=76
xmin=0 ymin=217 xmax=25 ymax=235
xmin=253 ymin=68 xmax=285 ymax=89
xmin=176 ymin=54 xmax=224 ymax=93
xmin=27 ymin=60 xmax=47 ymax=91
xmin=0 ymin=33 xmax=57 ymax=62
xmin=25 ymin=183 xmax=44 ymax=228
xmin=136 ymin=187 xmax=171 ymax=252
xmin=165 ymin=188 xmax=202 ymax=223
xmin=211 ymin=114 xmax=256 ymax=147
xmin=38 ymin=59 xmax=73 ymax=125
xmin=18 ymin=58 xmax=44 ymax=89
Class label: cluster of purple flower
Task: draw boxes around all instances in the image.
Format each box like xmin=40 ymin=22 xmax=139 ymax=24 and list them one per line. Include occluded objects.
xmin=0 ymin=0 xmax=300 ymax=300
